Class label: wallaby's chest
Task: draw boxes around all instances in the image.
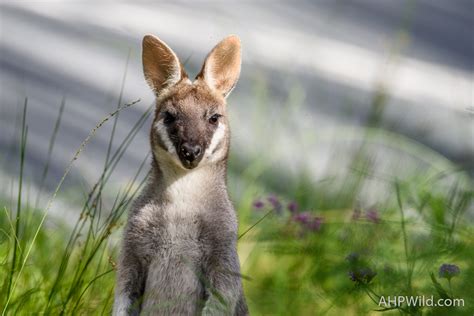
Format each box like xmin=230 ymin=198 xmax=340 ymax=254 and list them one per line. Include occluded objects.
xmin=136 ymin=205 xmax=206 ymax=313
xmin=133 ymin=205 xmax=204 ymax=262
xmin=129 ymin=169 xmax=225 ymax=262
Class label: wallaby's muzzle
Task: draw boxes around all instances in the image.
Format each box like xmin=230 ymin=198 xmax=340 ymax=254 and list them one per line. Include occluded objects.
xmin=179 ymin=142 xmax=203 ymax=169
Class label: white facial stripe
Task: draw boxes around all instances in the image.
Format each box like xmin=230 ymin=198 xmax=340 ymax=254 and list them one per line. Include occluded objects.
xmin=154 ymin=119 xmax=176 ymax=154
xmin=206 ymin=122 xmax=226 ymax=157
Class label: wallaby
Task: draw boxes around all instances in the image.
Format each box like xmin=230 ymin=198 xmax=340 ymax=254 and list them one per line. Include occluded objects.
xmin=113 ymin=34 xmax=248 ymax=316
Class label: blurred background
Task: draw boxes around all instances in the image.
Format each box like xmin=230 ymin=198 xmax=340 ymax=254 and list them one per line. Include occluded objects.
xmin=0 ymin=1 xmax=473 ymax=315
xmin=1 ymin=1 xmax=472 ymax=199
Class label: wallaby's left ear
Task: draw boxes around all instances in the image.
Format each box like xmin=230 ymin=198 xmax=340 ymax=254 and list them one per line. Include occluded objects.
xmin=197 ymin=35 xmax=241 ymax=98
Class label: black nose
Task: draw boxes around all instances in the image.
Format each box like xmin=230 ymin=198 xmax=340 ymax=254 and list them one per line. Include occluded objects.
xmin=180 ymin=143 xmax=202 ymax=162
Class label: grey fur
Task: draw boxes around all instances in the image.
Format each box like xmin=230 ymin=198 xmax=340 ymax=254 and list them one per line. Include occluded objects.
xmin=114 ymin=159 xmax=248 ymax=315
xmin=113 ymin=34 xmax=247 ymax=316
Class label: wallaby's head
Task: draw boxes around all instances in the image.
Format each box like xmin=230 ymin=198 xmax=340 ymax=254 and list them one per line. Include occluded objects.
xmin=142 ymin=34 xmax=241 ymax=170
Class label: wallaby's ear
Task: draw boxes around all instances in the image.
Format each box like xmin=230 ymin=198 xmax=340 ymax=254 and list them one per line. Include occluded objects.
xmin=142 ymin=35 xmax=186 ymax=94
xmin=197 ymin=35 xmax=241 ymax=98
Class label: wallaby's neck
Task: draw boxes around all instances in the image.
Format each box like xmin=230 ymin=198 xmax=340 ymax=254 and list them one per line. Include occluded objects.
xmin=148 ymin=157 xmax=228 ymax=205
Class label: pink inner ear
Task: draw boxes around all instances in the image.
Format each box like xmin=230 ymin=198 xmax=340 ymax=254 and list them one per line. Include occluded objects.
xmin=198 ymin=36 xmax=241 ymax=97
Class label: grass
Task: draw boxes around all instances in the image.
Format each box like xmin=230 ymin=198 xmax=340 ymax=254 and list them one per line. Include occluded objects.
xmin=0 ymin=77 xmax=472 ymax=315
xmin=238 ymin=178 xmax=473 ymax=315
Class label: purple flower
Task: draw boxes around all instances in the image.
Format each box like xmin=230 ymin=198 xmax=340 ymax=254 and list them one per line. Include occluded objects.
xmin=359 ymin=267 xmax=377 ymax=282
xmin=293 ymin=212 xmax=323 ymax=232
xmin=348 ymin=267 xmax=377 ymax=284
xmin=287 ymin=201 xmax=298 ymax=213
xmin=293 ymin=212 xmax=311 ymax=224
xmin=366 ymin=209 xmax=380 ymax=224
xmin=439 ymin=264 xmax=460 ymax=280
xmin=252 ymin=200 xmax=265 ymax=210
xmin=348 ymin=271 xmax=357 ymax=282
xmin=267 ymin=194 xmax=282 ymax=213
xmin=306 ymin=216 xmax=323 ymax=232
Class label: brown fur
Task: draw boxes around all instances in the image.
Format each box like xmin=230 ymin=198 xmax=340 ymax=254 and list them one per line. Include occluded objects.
xmin=150 ymin=80 xmax=228 ymax=166
xmin=113 ymin=35 xmax=247 ymax=316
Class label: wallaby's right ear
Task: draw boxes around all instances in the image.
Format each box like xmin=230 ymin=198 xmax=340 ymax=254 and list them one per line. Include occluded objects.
xmin=142 ymin=35 xmax=186 ymax=94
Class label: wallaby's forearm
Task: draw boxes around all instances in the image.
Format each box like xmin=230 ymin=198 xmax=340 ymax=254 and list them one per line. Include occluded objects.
xmin=202 ymin=242 xmax=243 ymax=315
xmin=113 ymin=247 xmax=146 ymax=316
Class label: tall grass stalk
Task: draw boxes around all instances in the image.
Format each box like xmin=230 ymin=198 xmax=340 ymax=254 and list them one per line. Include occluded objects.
xmin=34 ymin=97 xmax=66 ymax=210
xmin=395 ymin=181 xmax=413 ymax=294
xmin=6 ymin=99 xmax=28 ymax=302
xmin=1 ymin=98 xmax=140 ymax=315
xmin=43 ymin=102 xmax=152 ymax=313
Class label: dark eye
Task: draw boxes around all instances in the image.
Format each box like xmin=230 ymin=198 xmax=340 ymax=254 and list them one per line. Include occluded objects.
xmin=208 ymin=114 xmax=221 ymax=125
xmin=163 ymin=111 xmax=176 ymax=125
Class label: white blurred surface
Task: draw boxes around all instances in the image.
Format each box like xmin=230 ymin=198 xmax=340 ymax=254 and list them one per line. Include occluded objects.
xmin=0 ymin=1 xmax=472 ymax=208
